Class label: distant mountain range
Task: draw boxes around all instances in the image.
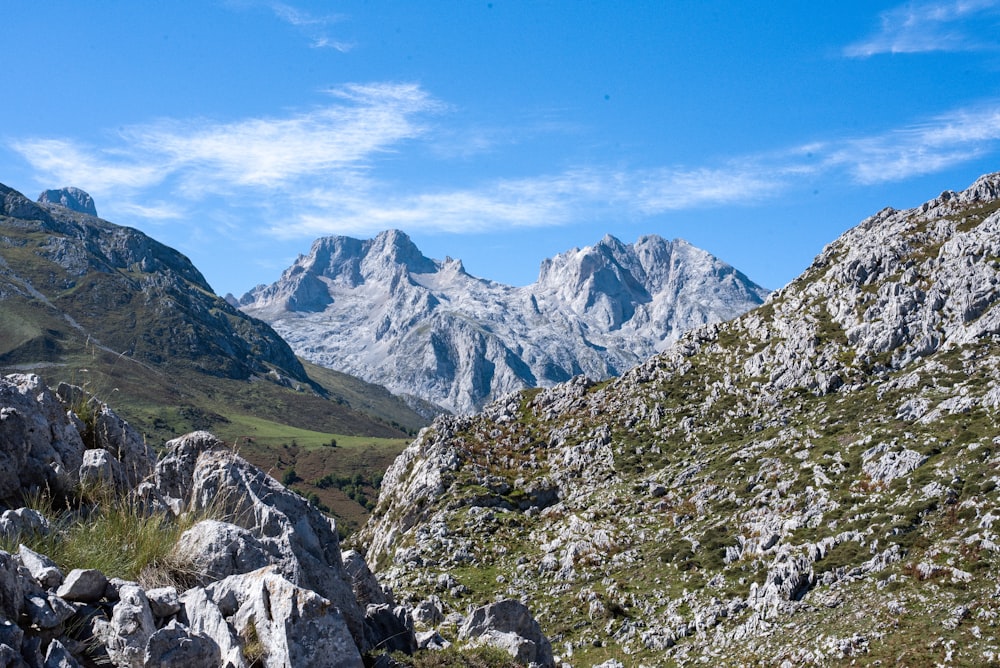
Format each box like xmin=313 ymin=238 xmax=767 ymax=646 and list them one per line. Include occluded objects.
xmin=237 ymin=230 xmax=769 ymax=414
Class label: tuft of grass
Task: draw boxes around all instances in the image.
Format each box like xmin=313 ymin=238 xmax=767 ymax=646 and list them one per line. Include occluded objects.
xmin=241 ymin=618 xmax=267 ymax=667
xmin=2 ymin=485 xmax=208 ymax=588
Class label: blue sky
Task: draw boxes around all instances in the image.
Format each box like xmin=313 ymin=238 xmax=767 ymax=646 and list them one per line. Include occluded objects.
xmin=4 ymin=1 xmax=1000 ymax=296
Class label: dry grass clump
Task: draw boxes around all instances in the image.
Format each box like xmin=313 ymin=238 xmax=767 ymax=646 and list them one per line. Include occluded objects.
xmin=1 ymin=483 xmax=208 ymax=589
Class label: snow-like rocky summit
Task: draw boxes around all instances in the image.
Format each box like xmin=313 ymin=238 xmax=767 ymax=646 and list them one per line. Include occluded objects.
xmin=238 ymin=230 xmax=769 ymax=414
xmin=37 ymin=186 xmax=98 ymax=217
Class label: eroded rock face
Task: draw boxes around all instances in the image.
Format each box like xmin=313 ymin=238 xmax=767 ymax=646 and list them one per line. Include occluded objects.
xmin=200 ymin=567 xmax=364 ymax=668
xmin=99 ymin=583 xmax=157 ymax=668
xmin=172 ymin=520 xmax=271 ymax=585
xmin=143 ymin=620 xmax=221 ymax=668
xmin=154 ymin=431 xmax=368 ymax=650
xmin=0 ymin=374 xmax=87 ymax=502
xmin=0 ymin=374 xmax=154 ymax=506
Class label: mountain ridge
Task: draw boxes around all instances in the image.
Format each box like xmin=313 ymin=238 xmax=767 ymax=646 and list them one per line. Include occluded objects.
xmin=239 ymin=231 xmax=769 ymax=414
xmin=355 ymin=171 xmax=1000 ymax=665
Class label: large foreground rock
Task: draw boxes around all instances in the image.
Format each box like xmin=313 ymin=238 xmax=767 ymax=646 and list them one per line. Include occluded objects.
xmin=192 ymin=567 xmax=363 ymax=668
xmin=458 ymin=600 xmax=554 ymax=667
xmin=154 ymin=431 xmax=372 ymax=651
xmin=0 ymin=374 xmax=154 ymax=506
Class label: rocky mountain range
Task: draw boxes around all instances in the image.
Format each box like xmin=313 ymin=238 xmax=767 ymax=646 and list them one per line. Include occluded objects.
xmin=354 ymin=172 xmax=1000 ymax=664
xmin=237 ymin=231 xmax=769 ymax=415
xmin=4 ymin=171 xmax=1000 ymax=666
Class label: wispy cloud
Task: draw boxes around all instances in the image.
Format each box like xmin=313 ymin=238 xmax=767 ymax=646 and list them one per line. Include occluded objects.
xmin=269 ymin=2 xmax=354 ymax=51
xmin=813 ymin=104 xmax=1000 ymax=183
xmin=286 ymin=102 xmax=1000 ymax=237
xmin=11 ymin=83 xmax=437 ymax=203
xmin=845 ymin=0 xmax=1000 ymax=57
xmin=227 ymin=0 xmax=354 ymax=51
xmin=10 ymin=82 xmax=1000 ymax=240
xmin=270 ymin=164 xmax=790 ymax=239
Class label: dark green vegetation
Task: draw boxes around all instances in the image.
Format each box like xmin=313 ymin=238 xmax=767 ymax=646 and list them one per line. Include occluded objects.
xmin=0 ymin=183 xmax=426 ymax=528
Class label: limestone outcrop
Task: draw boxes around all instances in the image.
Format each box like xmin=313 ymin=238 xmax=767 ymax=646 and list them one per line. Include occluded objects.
xmin=0 ymin=374 xmax=497 ymax=667
xmin=239 ymin=230 xmax=768 ymax=414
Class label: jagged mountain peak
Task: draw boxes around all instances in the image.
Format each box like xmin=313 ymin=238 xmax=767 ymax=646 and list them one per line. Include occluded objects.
xmin=358 ymin=229 xmax=437 ymax=282
xmin=241 ymin=230 xmax=768 ymax=413
xmin=38 ymin=186 xmax=98 ymax=217
xmin=302 ymin=229 xmax=437 ymax=281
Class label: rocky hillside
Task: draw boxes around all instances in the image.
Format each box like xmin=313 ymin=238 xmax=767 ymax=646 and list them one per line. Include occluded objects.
xmin=238 ymin=231 xmax=768 ymax=414
xmin=0 ymin=183 xmax=303 ymax=382
xmin=0 ymin=373 xmax=553 ymax=667
xmin=356 ymin=173 xmax=1000 ymax=665
xmin=0 ymin=182 xmax=428 ymax=447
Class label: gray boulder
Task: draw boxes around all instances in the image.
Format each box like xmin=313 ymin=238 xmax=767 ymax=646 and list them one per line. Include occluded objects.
xmin=172 ymin=520 xmax=271 ymax=585
xmin=18 ymin=544 xmax=62 ymax=589
xmin=410 ymin=595 xmax=444 ymax=627
xmin=97 ymin=583 xmax=156 ymax=668
xmin=0 ymin=375 xmax=86 ymax=503
xmin=56 ymin=385 xmax=155 ymax=490
xmin=0 ymin=375 xmax=155 ymax=506
xmin=0 ymin=508 xmax=50 ymax=542
xmin=458 ymin=599 xmax=554 ymax=667
xmin=143 ymin=621 xmax=220 ymax=668
xmin=145 ymin=586 xmax=181 ymax=618
xmin=43 ymin=638 xmax=81 ymax=668
xmin=0 ymin=552 xmax=24 ymax=620
xmin=79 ymin=449 xmax=116 ymax=488
xmin=57 ymin=569 xmax=108 ymax=603
xmin=364 ymin=604 xmax=416 ymax=656
xmin=342 ymin=550 xmax=393 ymax=607
xmin=155 ymin=432 xmax=366 ymax=650
xmin=205 ymin=567 xmax=363 ymax=668
xmin=180 ymin=587 xmax=246 ymax=668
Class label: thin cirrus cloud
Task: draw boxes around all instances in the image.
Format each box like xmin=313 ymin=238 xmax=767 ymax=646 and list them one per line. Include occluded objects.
xmin=817 ymin=103 xmax=1000 ymax=183
xmin=9 ymin=82 xmax=1000 ymax=238
xmin=844 ymin=0 xmax=1000 ymax=57
xmin=11 ymin=82 xmax=437 ymax=207
xmin=277 ymin=166 xmax=790 ymax=239
xmin=226 ymin=0 xmax=355 ymax=51
xmin=278 ymin=103 xmax=1000 ymax=239
xmin=268 ymin=2 xmax=355 ymax=51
